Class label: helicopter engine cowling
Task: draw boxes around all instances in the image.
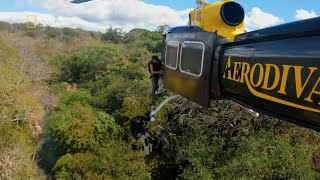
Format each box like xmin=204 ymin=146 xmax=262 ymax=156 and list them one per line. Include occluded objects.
xmin=189 ymin=0 xmax=245 ymax=40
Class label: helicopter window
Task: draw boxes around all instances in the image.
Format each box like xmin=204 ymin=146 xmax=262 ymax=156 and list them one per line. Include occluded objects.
xmin=180 ymin=41 xmax=205 ymax=77
xmin=165 ymin=41 xmax=179 ymax=70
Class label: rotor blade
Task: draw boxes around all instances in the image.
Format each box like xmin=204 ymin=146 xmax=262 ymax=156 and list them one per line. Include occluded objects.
xmin=70 ymin=0 xmax=93 ymax=4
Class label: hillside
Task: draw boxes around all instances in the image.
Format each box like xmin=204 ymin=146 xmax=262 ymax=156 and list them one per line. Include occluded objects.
xmin=0 ymin=22 xmax=320 ymax=179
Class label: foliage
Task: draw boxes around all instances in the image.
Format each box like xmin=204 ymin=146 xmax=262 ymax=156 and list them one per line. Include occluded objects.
xmin=62 ymin=27 xmax=80 ymax=38
xmin=47 ymin=101 xmax=96 ymax=153
xmin=49 ymin=27 xmax=320 ymax=179
xmin=25 ymin=30 xmax=37 ymax=38
xmin=2 ymin=22 xmax=320 ymax=179
xmin=0 ymin=38 xmax=44 ymax=179
xmin=58 ymin=44 xmax=123 ymax=83
xmin=53 ymin=141 xmax=150 ymax=180
xmin=46 ymin=91 xmax=119 ymax=152
xmin=45 ymin=27 xmax=61 ymax=39
xmin=46 ymin=90 xmax=149 ymax=178
xmin=59 ymin=90 xmax=92 ymax=106
xmin=176 ymin=131 xmax=316 ymax=179
xmin=56 ymin=44 xmax=150 ymax=116
xmin=215 ymin=132 xmax=315 ymax=179
xmin=62 ymin=27 xmax=81 ymax=42
xmin=88 ymin=31 xmax=101 ymax=39
xmin=101 ymin=27 xmax=124 ymax=44
xmin=0 ymin=123 xmax=43 ymax=179
xmin=0 ymin=22 xmax=12 ymax=30
xmin=156 ymin=25 xmax=170 ymax=32
xmin=123 ymin=28 xmax=163 ymax=54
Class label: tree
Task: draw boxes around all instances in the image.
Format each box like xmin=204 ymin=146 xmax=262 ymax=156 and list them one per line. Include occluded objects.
xmin=215 ymin=132 xmax=316 ymax=179
xmin=156 ymin=25 xmax=170 ymax=32
xmin=45 ymin=27 xmax=61 ymax=39
xmin=101 ymin=27 xmax=124 ymax=44
xmin=0 ymin=38 xmax=44 ymax=179
xmin=53 ymin=140 xmax=150 ymax=180
xmin=46 ymin=101 xmax=96 ymax=153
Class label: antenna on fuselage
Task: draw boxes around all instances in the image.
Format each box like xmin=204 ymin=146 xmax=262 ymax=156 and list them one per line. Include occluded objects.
xmin=196 ymin=0 xmax=208 ymax=8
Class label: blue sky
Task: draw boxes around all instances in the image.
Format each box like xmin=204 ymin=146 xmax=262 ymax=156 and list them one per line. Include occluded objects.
xmin=144 ymin=0 xmax=320 ymax=22
xmin=0 ymin=0 xmax=319 ymax=32
xmin=0 ymin=0 xmax=42 ymax=12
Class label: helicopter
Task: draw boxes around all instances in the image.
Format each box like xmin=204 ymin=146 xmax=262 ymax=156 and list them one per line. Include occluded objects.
xmin=70 ymin=0 xmax=320 ymax=130
xmin=161 ymin=0 xmax=320 ymax=130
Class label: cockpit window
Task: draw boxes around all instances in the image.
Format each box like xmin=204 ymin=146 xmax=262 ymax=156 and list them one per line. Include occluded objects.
xmin=165 ymin=41 xmax=179 ymax=70
xmin=180 ymin=41 xmax=205 ymax=77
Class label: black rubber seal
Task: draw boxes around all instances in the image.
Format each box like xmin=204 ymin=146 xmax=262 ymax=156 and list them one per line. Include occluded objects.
xmin=220 ymin=2 xmax=245 ymax=26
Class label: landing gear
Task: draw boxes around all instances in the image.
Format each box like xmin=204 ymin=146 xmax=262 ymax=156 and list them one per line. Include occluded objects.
xmin=238 ymin=104 xmax=260 ymax=118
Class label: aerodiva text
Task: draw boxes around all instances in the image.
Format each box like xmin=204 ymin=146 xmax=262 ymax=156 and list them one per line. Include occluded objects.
xmin=223 ymin=57 xmax=320 ymax=113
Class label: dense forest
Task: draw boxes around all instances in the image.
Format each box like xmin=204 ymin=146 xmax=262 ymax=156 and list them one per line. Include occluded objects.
xmin=0 ymin=22 xmax=320 ymax=179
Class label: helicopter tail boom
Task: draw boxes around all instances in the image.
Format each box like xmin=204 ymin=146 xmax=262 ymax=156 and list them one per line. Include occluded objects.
xmin=219 ymin=17 xmax=320 ymax=128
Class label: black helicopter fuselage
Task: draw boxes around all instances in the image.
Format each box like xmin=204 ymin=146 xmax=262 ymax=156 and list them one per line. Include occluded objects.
xmin=162 ymin=17 xmax=320 ymax=130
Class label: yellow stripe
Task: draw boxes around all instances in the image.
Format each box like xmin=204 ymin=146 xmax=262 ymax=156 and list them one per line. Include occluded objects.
xmin=245 ymin=77 xmax=320 ymax=113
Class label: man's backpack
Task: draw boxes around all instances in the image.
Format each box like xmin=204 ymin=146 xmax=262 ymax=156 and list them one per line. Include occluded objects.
xmin=148 ymin=59 xmax=162 ymax=73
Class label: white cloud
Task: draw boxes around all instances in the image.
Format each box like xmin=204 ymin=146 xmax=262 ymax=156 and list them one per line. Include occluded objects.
xmin=177 ymin=8 xmax=194 ymax=17
xmin=0 ymin=12 xmax=106 ymax=31
xmin=245 ymin=7 xmax=283 ymax=31
xmin=1 ymin=2 xmax=289 ymax=33
xmin=295 ymin=9 xmax=318 ymax=20
xmin=18 ymin=0 xmax=191 ymax=31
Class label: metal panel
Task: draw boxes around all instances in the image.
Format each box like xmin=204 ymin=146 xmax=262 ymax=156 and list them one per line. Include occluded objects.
xmin=220 ymin=35 xmax=320 ymax=128
xmin=162 ymin=26 xmax=216 ymax=107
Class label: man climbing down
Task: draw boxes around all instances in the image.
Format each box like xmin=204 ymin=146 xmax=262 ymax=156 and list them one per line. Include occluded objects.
xmin=148 ymin=55 xmax=163 ymax=108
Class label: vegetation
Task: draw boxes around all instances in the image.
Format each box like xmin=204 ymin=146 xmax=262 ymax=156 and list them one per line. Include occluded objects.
xmin=0 ymin=35 xmax=43 ymax=179
xmin=101 ymin=27 xmax=124 ymax=44
xmin=1 ymin=22 xmax=320 ymax=179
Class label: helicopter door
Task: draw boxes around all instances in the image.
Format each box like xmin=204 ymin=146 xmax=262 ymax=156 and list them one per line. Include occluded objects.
xmin=162 ymin=26 xmax=216 ymax=107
